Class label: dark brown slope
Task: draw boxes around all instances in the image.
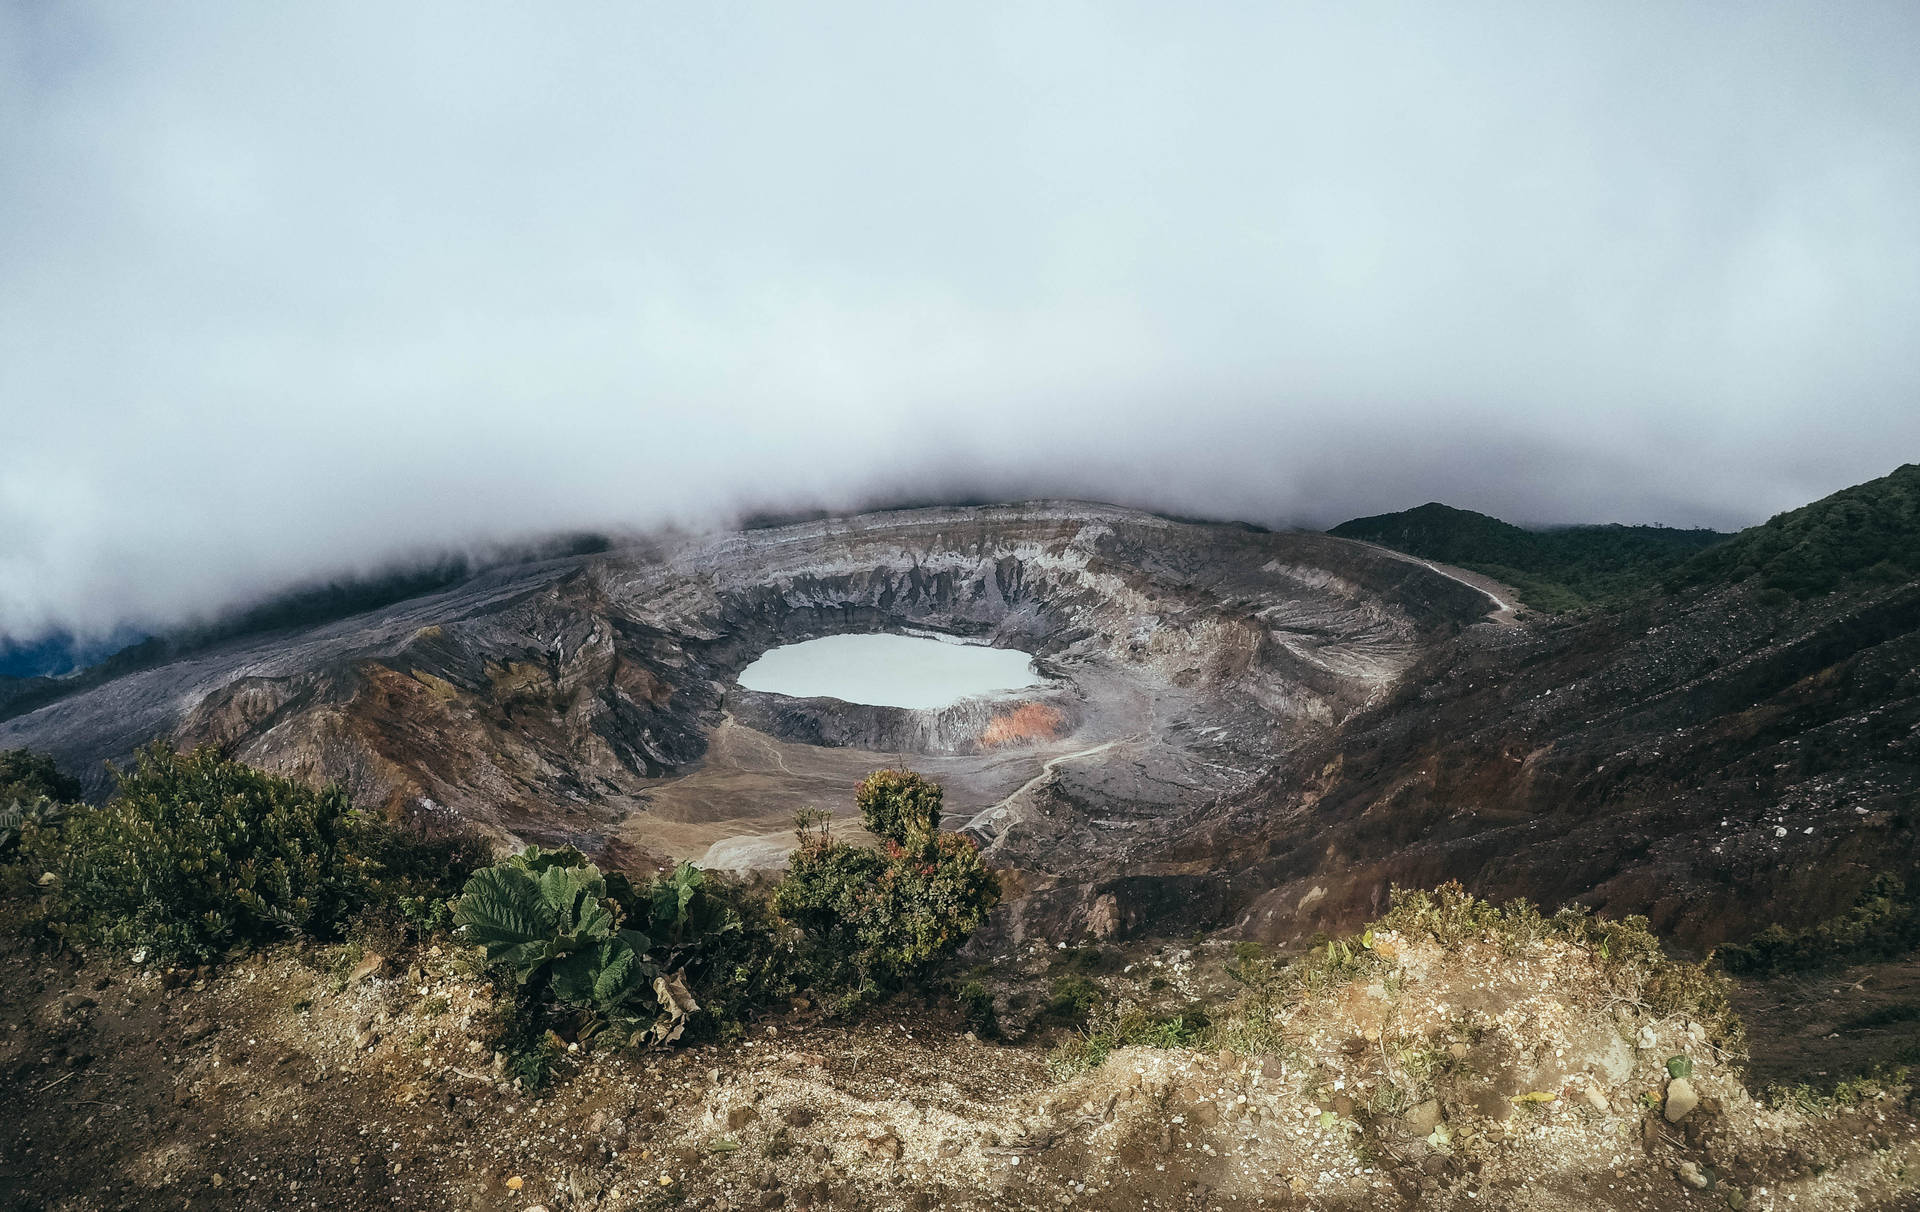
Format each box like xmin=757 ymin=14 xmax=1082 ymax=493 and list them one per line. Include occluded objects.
xmin=1180 ymin=571 xmax=1920 ymax=952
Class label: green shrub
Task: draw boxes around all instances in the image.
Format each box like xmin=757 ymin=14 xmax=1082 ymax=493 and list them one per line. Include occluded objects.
xmin=455 ymin=846 xmax=781 ymax=1045
xmin=773 ymin=769 xmax=1000 ymax=1006
xmin=0 ymin=748 xmax=81 ymax=806
xmin=1047 ymin=974 xmax=1102 ymax=1021
xmin=22 ymin=743 xmax=480 ymax=963
xmin=1717 ymin=874 xmax=1920 ymax=977
xmin=0 ymin=749 xmax=79 ymax=859
xmin=853 ymin=769 xmax=946 ymax=846
xmin=0 ymin=795 xmax=63 ymax=857
xmin=957 ymin=979 xmax=998 ymax=1037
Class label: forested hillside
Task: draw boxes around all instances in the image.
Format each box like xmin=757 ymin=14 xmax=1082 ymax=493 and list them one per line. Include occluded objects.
xmin=1328 ymin=503 xmax=1729 ymax=611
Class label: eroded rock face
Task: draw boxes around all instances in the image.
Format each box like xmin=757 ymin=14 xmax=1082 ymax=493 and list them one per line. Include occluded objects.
xmin=1203 ymin=578 xmax=1920 ymax=951
xmin=0 ymin=502 xmax=1491 ymax=936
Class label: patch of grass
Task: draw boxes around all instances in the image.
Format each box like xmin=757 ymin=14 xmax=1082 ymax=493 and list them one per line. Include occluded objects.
xmin=1047 ymin=1003 xmax=1210 ymax=1079
xmin=1056 ymin=945 xmax=1117 ymax=975
xmin=1390 ymin=1036 xmax=1457 ymax=1097
xmin=1763 ymin=1064 xmax=1912 ymax=1116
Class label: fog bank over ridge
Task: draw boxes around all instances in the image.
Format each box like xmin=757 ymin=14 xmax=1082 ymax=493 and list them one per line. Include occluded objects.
xmin=3 ymin=3 xmax=1918 ymax=643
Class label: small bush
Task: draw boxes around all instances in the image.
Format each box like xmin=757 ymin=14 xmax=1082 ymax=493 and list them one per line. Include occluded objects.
xmin=774 ymin=769 xmax=1000 ymax=1006
xmin=853 ymin=770 xmax=946 ymax=846
xmin=1717 ymin=874 xmax=1920 ymax=977
xmin=1383 ymin=882 xmax=1743 ymax=1054
xmin=1062 ymin=883 xmax=1746 ymax=1084
xmin=0 ymin=749 xmax=80 ymax=859
xmin=957 ymin=979 xmax=998 ymax=1037
xmin=0 ymin=748 xmax=81 ymax=806
xmin=0 ymin=795 xmax=63 ymax=857
xmin=455 ymin=846 xmax=781 ymax=1045
xmin=1047 ymin=974 xmax=1102 ymax=1021
xmin=23 ymin=744 xmax=481 ymax=963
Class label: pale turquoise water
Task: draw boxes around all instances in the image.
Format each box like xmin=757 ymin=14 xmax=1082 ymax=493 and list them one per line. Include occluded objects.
xmin=737 ymin=633 xmax=1038 ymax=709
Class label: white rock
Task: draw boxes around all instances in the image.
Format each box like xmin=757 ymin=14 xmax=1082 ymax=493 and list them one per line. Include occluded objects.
xmin=1664 ymin=1077 xmax=1699 ymax=1123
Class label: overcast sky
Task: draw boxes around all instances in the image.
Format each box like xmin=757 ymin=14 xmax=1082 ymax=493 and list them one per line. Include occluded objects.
xmin=4 ymin=3 xmax=1918 ymax=643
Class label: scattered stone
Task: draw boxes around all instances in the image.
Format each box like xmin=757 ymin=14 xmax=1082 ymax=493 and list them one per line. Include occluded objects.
xmin=865 ymin=1129 xmax=902 ymax=1160
xmin=1259 ymin=1054 xmax=1284 ymax=1079
xmin=347 ymin=954 xmax=388 ymax=985
xmin=1403 ymin=1099 xmax=1442 ymax=1136
xmin=727 ymin=1105 xmax=758 ymax=1130
xmin=1583 ymin=1084 xmax=1610 ymax=1113
xmin=1664 ymin=1077 xmax=1699 ymax=1123
xmin=1674 ymin=1160 xmax=1708 ymax=1189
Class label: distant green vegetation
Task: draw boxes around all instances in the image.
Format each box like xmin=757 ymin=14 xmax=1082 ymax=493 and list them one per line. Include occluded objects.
xmin=1671 ymin=463 xmax=1919 ymax=599
xmin=1716 ymin=873 xmax=1920 ymax=978
xmin=1329 ymin=502 xmax=1730 ymax=611
xmin=1331 ymin=463 xmax=1920 ymax=612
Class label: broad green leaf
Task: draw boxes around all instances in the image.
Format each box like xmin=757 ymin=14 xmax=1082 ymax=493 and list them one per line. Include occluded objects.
xmin=455 ymin=866 xmax=559 ymax=971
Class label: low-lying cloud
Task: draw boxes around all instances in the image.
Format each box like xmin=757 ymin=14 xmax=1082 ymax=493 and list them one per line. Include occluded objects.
xmin=4 ymin=3 xmax=1918 ymax=644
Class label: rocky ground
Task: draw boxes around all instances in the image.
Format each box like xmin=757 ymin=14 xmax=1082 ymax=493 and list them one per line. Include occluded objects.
xmin=8 ymin=920 xmax=1919 ymax=1211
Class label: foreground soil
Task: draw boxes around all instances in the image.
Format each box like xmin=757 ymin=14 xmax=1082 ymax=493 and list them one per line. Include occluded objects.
xmin=6 ymin=933 xmax=1920 ymax=1212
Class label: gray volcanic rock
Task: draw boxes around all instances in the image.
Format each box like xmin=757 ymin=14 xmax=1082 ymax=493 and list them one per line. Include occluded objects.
xmin=0 ymin=501 xmax=1495 ymax=936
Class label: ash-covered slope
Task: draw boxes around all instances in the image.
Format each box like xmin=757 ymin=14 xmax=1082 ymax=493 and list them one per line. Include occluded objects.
xmin=0 ymin=503 xmax=1494 ymax=937
xmin=1200 ymin=470 xmax=1920 ymax=952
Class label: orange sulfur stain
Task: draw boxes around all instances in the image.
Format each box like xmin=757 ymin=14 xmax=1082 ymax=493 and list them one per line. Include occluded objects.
xmin=980 ymin=703 xmax=1067 ymax=747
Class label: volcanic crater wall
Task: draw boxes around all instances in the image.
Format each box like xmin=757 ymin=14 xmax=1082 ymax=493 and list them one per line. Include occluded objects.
xmin=0 ymin=501 xmax=1499 ymax=936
